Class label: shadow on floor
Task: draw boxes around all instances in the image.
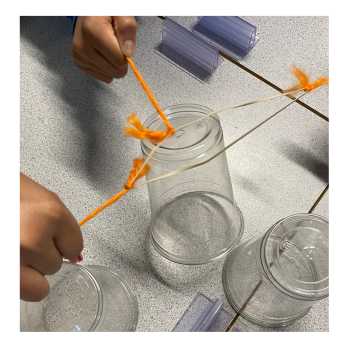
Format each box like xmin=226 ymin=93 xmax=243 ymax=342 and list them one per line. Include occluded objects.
xmin=275 ymin=135 xmax=329 ymax=183
xmin=20 ymin=16 xmax=131 ymax=194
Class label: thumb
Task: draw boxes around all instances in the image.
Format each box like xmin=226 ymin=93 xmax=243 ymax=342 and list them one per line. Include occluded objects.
xmin=112 ymin=16 xmax=137 ymax=57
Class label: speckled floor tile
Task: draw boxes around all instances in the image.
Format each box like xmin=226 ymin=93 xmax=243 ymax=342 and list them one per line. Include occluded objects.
xmin=20 ymin=16 xmax=328 ymax=331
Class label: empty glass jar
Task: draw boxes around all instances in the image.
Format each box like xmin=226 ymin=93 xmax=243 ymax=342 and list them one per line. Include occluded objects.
xmin=141 ymin=104 xmax=244 ymax=265
xmin=20 ymin=263 xmax=139 ymax=331
xmin=223 ymin=213 xmax=329 ymax=327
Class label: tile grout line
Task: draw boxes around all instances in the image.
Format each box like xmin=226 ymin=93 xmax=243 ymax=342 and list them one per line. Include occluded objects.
xmin=224 ymin=280 xmax=263 ymax=332
xmin=157 ymin=16 xmax=329 ymax=123
xmin=220 ymin=53 xmax=329 ymax=123
xmin=308 ymin=183 xmax=329 ymax=214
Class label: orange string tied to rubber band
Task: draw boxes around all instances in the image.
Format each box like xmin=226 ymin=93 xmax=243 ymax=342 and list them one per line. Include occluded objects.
xmin=79 ymin=158 xmax=149 ymax=226
xmin=80 ymin=61 xmax=329 ymax=228
xmin=79 ymin=58 xmax=174 ymax=227
xmin=286 ymin=66 xmax=328 ymax=93
xmin=124 ymin=158 xmax=150 ymax=190
xmin=124 ymin=113 xmax=170 ymax=143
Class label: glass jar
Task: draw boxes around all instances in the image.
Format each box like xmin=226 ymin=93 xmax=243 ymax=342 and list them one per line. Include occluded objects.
xmin=223 ymin=213 xmax=329 ymax=327
xmin=141 ymin=104 xmax=244 ymax=265
xmin=20 ymin=263 xmax=138 ymax=331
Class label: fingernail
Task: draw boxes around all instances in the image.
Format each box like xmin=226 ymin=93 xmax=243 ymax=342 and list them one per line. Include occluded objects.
xmin=123 ymin=40 xmax=135 ymax=57
xmin=115 ymin=65 xmax=128 ymax=77
xmin=70 ymin=254 xmax=83 ymax=264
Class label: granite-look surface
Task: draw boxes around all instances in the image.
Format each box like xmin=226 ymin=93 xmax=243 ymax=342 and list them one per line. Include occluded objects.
xmin=242 ymin=16 xmax=329 ymax=117
xmin=20 ymin=16 xmax=328 ymax=331
xmin=169 ymin=16 xmax=329 ymax=117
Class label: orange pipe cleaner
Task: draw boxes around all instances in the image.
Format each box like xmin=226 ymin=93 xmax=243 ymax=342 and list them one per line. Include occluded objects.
xmin=286 ymin=66 xmax=328 ymax=92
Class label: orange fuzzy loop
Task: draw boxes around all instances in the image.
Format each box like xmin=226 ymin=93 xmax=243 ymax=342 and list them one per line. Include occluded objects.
xmin=126 ymin=57 xmax=175 ymax=136
xmin=124 ymin=113 xmax=170 ymax=143
xmin=124 ymin=158 xmax=150 ymax=190
xmin=288 ymin=66 xmax=328 ymax=92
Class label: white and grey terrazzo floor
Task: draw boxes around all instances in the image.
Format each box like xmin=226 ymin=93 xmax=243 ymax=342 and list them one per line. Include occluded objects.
xmin=20 ymin=16 xmax=328 ymax=331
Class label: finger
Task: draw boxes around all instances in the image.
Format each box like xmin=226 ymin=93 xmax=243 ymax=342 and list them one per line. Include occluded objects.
xmin=113 ymin=63 xmax=128 ymax=78
xmin=89 ymin=48 xmax=128 ymax=78
xmin=20 ymin=265 xmax=49 ymax=302
xmin=84 ymin=67 xmax=114 ymax=83
xmin=92 ymin=49 xmax=128 ymax=78
xmin=54 ymin=207 xmax=84 ymax=261
xmin=90 ymin=49 xmax=119 ymax=77
xmin=75 ymin=61 xmax=113 ymax=83
xmin=74 ymin=47 xmax=119 ymax=78
xmin=87 ymin=21 xmax=126 ymax=68
xmin=73 ymin=50 xmax=114 ymax=79
xmin=112 ymin=16 xmax=137 ymax=57
xmin=22 ymin=240 xmax=63 ymax=276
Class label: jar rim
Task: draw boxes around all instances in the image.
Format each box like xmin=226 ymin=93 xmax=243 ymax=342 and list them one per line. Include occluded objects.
xmin=141 ymin=103 xmax=222 ymax=162
xmin=60 ymin=262 xmax=104 ymax=331
xmin=260 ymin=213 xmax=329 ymax=301
xmin=150 ymin=198 xmax=245 ymax=265
xmin=85 ymin=265 xmax=139 ymax=331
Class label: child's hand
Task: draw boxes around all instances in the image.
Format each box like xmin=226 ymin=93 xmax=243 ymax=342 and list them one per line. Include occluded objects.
xmin=72 ymin=16 xmax=137 ymax=83
xmin=20 ymin=174 xmax=83 ymax=301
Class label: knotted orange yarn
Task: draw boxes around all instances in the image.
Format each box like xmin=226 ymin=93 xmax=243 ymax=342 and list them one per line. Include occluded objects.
xmin=124 ymin=113 xmax=170 ymax=143
xmin=286 ymin=66 xmax=328 ymax=92
xmin=79 ymin=58 xmax=174 ymax=226
xmin=126 ymin=57 xmax=175 ymax=138
xmin=79 ymin=62 xmax=329 ymax=228
xmin=124 ymin=158 xmax=150 ymax=190
xmin=79 ymin=158 xmax=149 ymax=226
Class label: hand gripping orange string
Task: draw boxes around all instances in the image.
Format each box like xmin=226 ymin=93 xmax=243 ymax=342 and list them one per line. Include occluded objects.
xmin=79 ymin=158 xmax=150 ymax=226
xmin=285 ymin=66 xmax=328 ymax=93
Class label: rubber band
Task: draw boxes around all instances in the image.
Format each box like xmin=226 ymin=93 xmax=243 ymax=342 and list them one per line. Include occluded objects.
xmin=79 ymin=66 xmax=327 ymax=226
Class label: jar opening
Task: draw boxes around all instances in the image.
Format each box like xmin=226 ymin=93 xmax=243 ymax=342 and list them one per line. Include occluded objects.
xmin=141 ymin=104 xmax=222 ymax=161
xmin=260 ymin=214 xmax=329 ymax=300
